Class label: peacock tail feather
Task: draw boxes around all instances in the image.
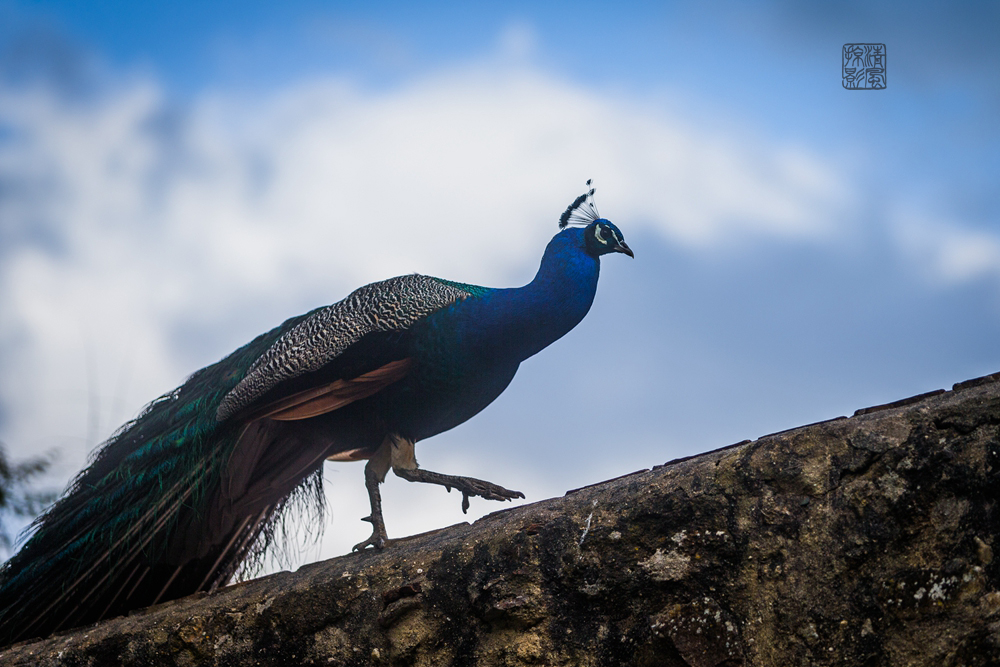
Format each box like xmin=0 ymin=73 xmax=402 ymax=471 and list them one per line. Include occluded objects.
xmin=0 ymin=307 xmax=319 ymax=644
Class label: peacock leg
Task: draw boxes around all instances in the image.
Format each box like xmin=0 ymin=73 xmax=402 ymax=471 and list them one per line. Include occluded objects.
xmin=352 ymin=440 xmax=393 ymax=551
xmin=387 ymin=434 xmax=525 ymax=514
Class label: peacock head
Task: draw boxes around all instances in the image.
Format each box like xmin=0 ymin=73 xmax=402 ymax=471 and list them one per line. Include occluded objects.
xmin=558 ymin=180 xmax=634 ymax=259
xmin=584 ymin=219 xmax=634 ymax=258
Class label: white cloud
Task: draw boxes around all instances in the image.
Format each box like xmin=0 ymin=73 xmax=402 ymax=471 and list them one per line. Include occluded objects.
xmin=0 ymin=58 xmax=852 ymax=559
xmin=891 ymin=208 xmax=1000 ymax=285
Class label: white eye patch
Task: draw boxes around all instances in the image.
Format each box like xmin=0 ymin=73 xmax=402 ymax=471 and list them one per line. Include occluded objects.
xmin=594 ymin=225 xmax=610 ymax=245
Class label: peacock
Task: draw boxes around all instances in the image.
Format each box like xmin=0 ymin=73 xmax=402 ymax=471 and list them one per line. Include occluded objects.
xmin=0 ymin=182 xmax=632 ymax=646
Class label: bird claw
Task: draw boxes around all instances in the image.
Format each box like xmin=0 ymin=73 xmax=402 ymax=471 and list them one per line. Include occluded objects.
xmin=436 ymin=475 xmax=524 ymax=514
xmin=353 ymin=531 xmax=389 ymax=551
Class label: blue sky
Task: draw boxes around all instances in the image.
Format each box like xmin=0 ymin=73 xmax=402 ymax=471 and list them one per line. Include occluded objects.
xmin=1 ymin=1 xmax=998 ymax=563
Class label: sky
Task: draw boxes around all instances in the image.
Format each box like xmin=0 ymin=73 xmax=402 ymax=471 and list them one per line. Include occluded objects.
xmin=1 ymin=1 xmax=999 ymax=566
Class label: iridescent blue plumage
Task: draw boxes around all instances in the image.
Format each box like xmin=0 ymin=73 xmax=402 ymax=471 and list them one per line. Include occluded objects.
xmin=0 ymin=186 xmax=631 ymax=645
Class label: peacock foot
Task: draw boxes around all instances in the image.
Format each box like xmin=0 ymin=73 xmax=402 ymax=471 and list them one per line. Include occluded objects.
xmin=353 ymin=514 xmax=390 ymax=551
xmin=393 ymin=468 xmax=525 ymax=513
xmin=352 ymin=532 xmax=388 ymax=551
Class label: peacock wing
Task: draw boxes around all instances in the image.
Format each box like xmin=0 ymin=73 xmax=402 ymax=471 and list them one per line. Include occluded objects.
xmin=215 ymin=273 xmax=486 ymax=506
xmin=202 ymin=275 xmax=489 ymax=566
xmin=216 ymin=274 xmax=480 ymax=422
xmin=250 ymin=357 xmax=414 ymax=421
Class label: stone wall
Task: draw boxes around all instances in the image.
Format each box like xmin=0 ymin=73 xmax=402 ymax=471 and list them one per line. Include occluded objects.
xmin=4 ymin=373 xmax=1000 ymax=666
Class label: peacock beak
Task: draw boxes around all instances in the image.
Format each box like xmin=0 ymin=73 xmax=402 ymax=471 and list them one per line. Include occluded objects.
xmin=616 ymin=242 xmax=634 ymax=258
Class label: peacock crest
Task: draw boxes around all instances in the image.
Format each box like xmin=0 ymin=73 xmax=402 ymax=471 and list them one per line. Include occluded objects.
xmin=558 ymin=179 xmax=601 ymax=229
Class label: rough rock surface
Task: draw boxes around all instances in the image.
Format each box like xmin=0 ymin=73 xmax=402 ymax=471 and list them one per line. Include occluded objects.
xmin=4 ymin=373 xmax=1000 ymax=666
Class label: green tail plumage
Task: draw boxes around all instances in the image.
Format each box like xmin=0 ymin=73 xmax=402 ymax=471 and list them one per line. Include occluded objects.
xmin=0 ymin=309 xmax=320 ymax=646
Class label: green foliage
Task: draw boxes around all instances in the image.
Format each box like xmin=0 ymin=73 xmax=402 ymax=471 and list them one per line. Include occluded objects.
xmin=0 ymin=443 xmax=56 ymax=558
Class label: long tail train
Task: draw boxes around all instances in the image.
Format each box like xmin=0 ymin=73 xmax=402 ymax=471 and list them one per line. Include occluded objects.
xmin=0 ymin=309 xmax=322 ymax=646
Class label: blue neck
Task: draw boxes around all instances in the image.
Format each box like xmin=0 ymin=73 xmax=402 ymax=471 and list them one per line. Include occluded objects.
xmin=454 ymin=227 xmax=601 ymax=363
